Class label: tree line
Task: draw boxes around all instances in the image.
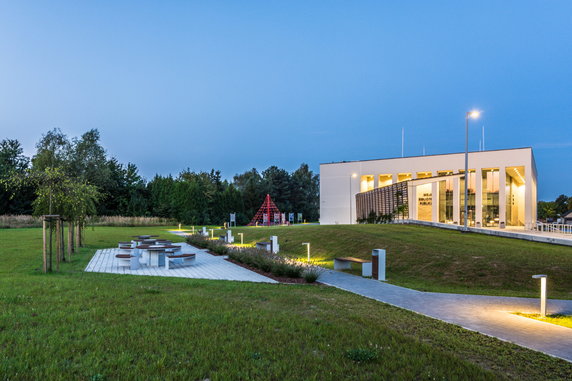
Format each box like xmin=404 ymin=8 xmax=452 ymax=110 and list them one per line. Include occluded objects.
xmin=537 ymin=195 xmax=572 ymax=222
xmin=0 ymin=129 xmax=319 ymax=225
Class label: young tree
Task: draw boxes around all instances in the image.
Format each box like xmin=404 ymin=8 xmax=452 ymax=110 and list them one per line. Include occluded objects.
xmin=0 ymin=139 xmax=33 ymax=214
xmin=31 ymin=128 xmax=71 ymax=172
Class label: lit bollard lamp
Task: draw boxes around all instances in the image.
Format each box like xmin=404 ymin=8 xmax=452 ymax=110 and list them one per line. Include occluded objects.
xmin=532 ymin=274 xmax=548 ymax=317
xmin=302 ymin=242 xmax=310 ymax=262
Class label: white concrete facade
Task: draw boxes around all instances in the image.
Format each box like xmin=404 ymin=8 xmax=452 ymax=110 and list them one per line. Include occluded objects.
xmin=320 ymin=148 xmax=537 ymax=229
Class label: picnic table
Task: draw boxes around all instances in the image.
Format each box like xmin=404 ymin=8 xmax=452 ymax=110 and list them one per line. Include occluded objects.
xmin=136 ymin=244 xmax=183 ymax=267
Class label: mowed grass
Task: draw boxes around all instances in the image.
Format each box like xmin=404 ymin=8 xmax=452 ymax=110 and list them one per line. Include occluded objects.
xmin=230 ymin=224 xmax=572 ymax=299
xmin=0 ymin=227 xmax=571 ymax=380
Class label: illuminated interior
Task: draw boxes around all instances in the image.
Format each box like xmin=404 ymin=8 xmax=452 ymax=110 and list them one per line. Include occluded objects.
xmin=360 ymin=175 xmax=374 ymax=192
xmin=506 ymin=166 xmax=525 ymax=226
xmin=459 ymin=170 xmax=476 ymax=226
xmin=416 ymin=171 xmax=432 ymax=179
xmin=378 ymin=174 xmax=392 ymax=188
xmin=398 ymin=173 xmax=412 ymax=182
xmin=416 ymin=183 xmax=433 ymax=221
xmin=438 ymin=177 xmax=454 ymax=223
xmin=482 ymin=168 xmax=500 ymax=227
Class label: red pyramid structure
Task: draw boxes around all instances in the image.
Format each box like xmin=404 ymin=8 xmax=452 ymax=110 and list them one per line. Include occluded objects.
xmin=248 ymin=194 xmax=282 ymax=226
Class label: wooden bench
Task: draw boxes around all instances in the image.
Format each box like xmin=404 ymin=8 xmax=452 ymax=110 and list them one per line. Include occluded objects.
xmin=334 ymin=257 xmax=372 ymax=277
xmin=165 ymin=253 xmax=196 ymax=270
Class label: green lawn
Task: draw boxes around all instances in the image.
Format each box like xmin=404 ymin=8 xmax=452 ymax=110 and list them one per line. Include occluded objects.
xmin=1 ymin=226 xmax=571 ymax=380
xmin=229 ymin=224 xmax=572 ymax=299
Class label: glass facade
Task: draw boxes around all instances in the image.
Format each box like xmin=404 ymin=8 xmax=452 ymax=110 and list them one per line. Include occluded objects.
xmin=506 ymin=166 xmax=525 ymax=226
xmin=361 ymin=159 xmax=531 ymax=227
xmin=438 ymin=178 xmax=454 ymax=223
xmin=482 ymin=169 xmax=500 ymax=227
xmin=459 ymin=171 xmax=476 ymax=226
xmin=416 ymin=183 xmax=432 ymax=221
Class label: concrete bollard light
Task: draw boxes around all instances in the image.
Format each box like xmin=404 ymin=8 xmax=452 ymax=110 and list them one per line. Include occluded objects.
xmin=238 ymin=232 xmax=244 ymax=245
xmin=532 ymin=274 xmax=547 ymax=317
xmin=372 ymin=249 xmax=386 ymax=281
xmin=302 ymin=242 xmax=310 ymax=262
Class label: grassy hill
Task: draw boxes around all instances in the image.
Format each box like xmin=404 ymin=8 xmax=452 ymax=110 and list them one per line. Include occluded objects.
xmin=0 ymin=226 xmax=571 ymax=379
xmin=230 ymin=224 xmax=572 ymax=299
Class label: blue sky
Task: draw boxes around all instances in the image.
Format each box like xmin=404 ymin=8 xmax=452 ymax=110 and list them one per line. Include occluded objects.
xmin=0 ymin=1 xmax=570 ymax=200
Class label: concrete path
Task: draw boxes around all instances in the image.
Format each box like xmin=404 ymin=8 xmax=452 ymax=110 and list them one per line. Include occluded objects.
xmin=85 ymin=243 xmax=277 ymax=284
xmin=320 ymin=270 xmax=572 ymax=362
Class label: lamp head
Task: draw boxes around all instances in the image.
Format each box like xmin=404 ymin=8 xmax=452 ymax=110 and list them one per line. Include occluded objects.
xmin=352 ymin=173 xmax=357 ymax=178
xmin=468 ymin=110 xmax=481 ymax=119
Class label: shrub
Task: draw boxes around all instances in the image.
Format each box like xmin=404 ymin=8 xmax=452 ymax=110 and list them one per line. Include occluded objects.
xmin=303 ymin=267 xmax=322 ymax=283
xmin=271 ymin=262 xmax=289 ymax=277
xmin=186 ymin=234 xmax=210 ymax=249
xmin=227 ymin=246 xmax=310 ymax=280
xmin=285 ymin=264 xmax=304 ymax=278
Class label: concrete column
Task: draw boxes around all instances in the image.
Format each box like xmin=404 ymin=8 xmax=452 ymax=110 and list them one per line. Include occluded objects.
xmin=475 ymin=169 xmax=483 ymax=227
xmin=431 ymin=181 xmax=439 ymax=222
xmin=453 ymin=177 xmax=460 ymax=224
xmin=392 ymin=173 xmax=398 ymax=184
xmin=525 ymin=165 xmax=533 ymax=229
xmin=349 ymin=176 xmax=356 ymax=224
xmin=499 ymin=167 xmax=507 ymax=228
xmin=373 ymin=175 xmax=379 ymax=189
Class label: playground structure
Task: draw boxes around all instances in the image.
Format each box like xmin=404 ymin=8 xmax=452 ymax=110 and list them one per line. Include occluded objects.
xmin=248 ymin=194 xmax=282 ymax=226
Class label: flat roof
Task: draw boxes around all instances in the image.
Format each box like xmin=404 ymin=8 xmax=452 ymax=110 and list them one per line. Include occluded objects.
xmin=320 ymin=147 xmax=532 ymax=165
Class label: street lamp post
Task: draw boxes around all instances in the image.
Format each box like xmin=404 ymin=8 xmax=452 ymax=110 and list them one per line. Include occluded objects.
xmin=464 ymin=110 xmax=481 ymax=231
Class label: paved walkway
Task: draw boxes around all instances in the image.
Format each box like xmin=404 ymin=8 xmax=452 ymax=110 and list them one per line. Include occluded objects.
xmin=85 ymin=243 xmax=277 ymax=284
xmin=320 ymin=270 xmax=572 ymax=361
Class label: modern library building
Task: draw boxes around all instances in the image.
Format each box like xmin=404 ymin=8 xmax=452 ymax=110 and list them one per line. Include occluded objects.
xmin=319 ymin=147 xmax=537 ymax=229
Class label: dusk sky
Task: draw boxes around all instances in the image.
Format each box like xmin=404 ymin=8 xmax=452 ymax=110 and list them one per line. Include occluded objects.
xmin=0 ymin=1 xmax=570 ymax=200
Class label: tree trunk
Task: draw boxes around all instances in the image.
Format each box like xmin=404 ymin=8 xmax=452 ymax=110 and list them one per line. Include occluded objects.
xmin=48 ymin=220 xmax=53 ymax=272
xmin=61 ymin=219 xmax=65 ymax=262
xmin=42 ymin=219 xmax=47 ymax=273
xmin=75 ymin=220 xmax=82 ymax=248
xmin=55 ymin=219 xmax=61 ymax=271
xmin=68 ymin=221 xmax=73 ymax=257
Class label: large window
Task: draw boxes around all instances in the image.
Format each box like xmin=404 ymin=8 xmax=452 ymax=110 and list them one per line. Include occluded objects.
xmin=360 ymin=175 xmax=374 ymax=192
xmin=398 ymin=173 xmax=412 ymax=182
xmin=416 ymin=171 xmax=432 ymax=179
xmin=482 ymin=169 xmax=500 ymax=227
xmin=416 ymin=183 xmax=432 ymax=221
xmin=378 ymin=174 xmax=392 ymax=188
xmin=439 ymin=178 xmax=454 ymax=223
xmin=506 ymin=166 xmax=525 ymax=226
xmin=459 ymin=170 xmax=476 ymax=226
